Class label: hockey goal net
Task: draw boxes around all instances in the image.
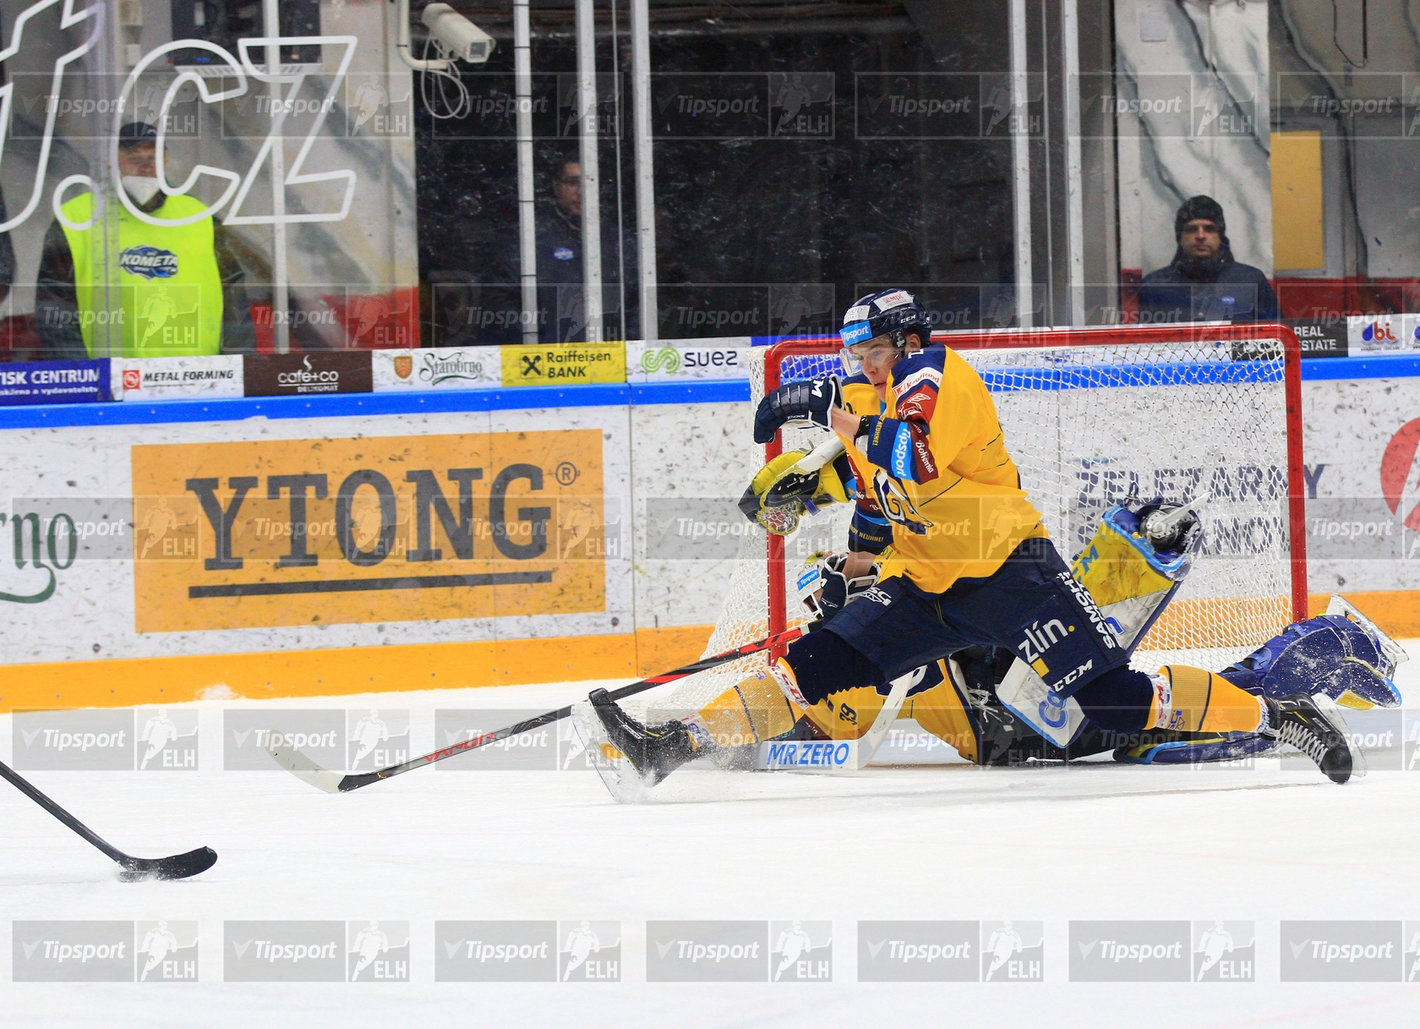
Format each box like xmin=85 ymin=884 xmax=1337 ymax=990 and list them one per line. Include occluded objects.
xmin=646 ymin=322 xmax=1306 ymax=723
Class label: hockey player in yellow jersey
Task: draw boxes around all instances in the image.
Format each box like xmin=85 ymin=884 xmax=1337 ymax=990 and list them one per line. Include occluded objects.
xmin=585 ymin=288 xmax=1370 ymax=788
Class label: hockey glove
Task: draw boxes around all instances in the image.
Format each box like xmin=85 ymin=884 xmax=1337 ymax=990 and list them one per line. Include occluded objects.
xmin=797 ymin=551 xmax=879 ymax=622
xmin=753 ymin=377 xmax=843 ymax=444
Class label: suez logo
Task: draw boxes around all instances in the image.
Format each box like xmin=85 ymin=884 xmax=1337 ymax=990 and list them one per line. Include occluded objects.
xmin=636 ymin=346 xmax=743 ymax=375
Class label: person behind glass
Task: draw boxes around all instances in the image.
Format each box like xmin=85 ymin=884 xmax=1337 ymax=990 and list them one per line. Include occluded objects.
xmin=1137 ymin=194 xmax=1279 ymax=324
xmin=35 ymin=121 xmax=255 ymax=359
xmin=533 ymin=157 xmax=637 ymax=343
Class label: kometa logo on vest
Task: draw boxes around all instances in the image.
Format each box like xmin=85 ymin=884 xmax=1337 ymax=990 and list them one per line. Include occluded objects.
xmin=119 ymin=246 xmax=179 ymax=280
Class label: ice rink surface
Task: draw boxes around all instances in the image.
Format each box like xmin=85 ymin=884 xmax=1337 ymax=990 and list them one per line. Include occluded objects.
xmin=3 ymin=651 xmax=1419 ymax=1029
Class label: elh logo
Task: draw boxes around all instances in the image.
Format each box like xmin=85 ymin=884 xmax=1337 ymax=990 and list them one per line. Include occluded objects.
xmin=981 ymin=920 xmax=1044 ymax=981
xmin=770 ymin=920 xmax=832 ymax=982
xmin=1192 ymin=921 xmax=1255 ymax=981
xmin=136 ymin=921 xmax=199 ymax=982
xmin=136 ymin=708 xmax=200 ymax=771
xmin=347 ymin=921 xmax=411 ymax=981
xmin=346 ymin=709 xmax=410 ymax=772
xmin=558 ymin=921 xmax=621 ymax=981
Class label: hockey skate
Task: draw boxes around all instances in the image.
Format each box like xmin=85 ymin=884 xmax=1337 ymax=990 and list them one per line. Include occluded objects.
xmin=1263 ymin=693 xmax=1364 ymax=785
xmin=570 ymin=689 xmax=700 ymax=801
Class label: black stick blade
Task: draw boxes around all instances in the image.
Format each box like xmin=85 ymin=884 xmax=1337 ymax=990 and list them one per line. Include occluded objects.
xmin=118 ymin=846 xmax=218 ymax=882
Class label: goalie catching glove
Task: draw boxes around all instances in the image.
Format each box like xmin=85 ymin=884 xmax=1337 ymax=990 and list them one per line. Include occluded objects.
xmin=753 ymin=377 xmax=843 ymax=444
xmin=738 ymin=449 xmax=851 ymax=535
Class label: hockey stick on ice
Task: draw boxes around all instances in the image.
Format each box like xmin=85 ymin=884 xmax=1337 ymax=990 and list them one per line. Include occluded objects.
xmin=267 ymin=625 xmax=812 ymax=794
xmin=750 ymin=663 xmax=918 ymax=772
xmin=0 ymin=759 xmax=217 ymax=882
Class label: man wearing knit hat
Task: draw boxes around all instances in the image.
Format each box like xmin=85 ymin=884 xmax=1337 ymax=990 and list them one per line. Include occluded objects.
xmin=1137 ymin=194 xmax=1279 ymax=323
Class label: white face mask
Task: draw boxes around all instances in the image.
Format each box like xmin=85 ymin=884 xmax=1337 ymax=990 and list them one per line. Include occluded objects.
xmin=121 ymin=175 xmax=161 ymax=205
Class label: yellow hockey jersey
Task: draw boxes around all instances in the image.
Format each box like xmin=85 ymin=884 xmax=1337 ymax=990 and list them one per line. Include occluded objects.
xmin=838 ymin=343 xmax=1046 ymax=593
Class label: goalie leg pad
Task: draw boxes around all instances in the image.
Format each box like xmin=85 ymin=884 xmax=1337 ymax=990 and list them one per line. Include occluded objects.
xmin=1220 ymin=613 xmax=1403 ymax=709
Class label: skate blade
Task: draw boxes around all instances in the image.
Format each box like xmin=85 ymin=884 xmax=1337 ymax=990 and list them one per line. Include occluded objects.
xmin=569 ymin=700 xmax=655 ymax=804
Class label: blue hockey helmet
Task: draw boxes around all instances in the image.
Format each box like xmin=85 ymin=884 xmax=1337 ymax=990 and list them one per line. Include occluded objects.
xmin=839 ymin=288 xmax=931 ymax=352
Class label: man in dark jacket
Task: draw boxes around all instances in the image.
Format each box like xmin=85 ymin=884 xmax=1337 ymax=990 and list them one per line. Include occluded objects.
xmin=1137 ymin=195 xmax=1279 ymax=324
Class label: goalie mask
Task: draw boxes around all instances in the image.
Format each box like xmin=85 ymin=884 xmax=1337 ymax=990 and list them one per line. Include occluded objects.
xmin=838 ymin=288 xmax=931 ymax=375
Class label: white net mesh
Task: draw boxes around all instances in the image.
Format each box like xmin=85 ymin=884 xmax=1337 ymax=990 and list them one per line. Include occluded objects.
xmin=643 ymin=331 xmax=1299 ymax=722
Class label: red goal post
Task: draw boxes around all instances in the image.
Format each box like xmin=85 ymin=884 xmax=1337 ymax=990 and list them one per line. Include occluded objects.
xmin=754 ymin=322 xmax=1306 ymax=667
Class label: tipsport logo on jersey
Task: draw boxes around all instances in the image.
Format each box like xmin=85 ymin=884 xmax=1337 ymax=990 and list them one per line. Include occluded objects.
xmin=12 ymin=920 xmax=198 ymax=983
xmin=10 ymin=708 xmax=198 ymax=772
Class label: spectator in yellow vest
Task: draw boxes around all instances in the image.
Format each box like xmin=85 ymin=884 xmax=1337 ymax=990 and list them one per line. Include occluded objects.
xmin=35 ymin=121 xmax=255 ymax=359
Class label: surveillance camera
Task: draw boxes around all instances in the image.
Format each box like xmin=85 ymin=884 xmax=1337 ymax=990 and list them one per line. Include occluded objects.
xmin=421 ymin=3 xmax=495 ymax=64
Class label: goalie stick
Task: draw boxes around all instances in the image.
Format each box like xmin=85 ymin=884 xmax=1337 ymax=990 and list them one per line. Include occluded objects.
xmin=0 ymin=758 xmax=217 ymax=882
xmin=267 ymin=625 xmax=812 ymax=793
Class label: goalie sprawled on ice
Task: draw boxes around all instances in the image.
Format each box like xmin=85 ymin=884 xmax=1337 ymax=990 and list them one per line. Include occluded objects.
xmin=575 ymin=288 xmax=1406 ymax=800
